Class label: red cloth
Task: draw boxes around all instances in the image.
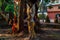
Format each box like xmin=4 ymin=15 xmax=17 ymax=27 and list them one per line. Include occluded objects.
xmin=12 ymin=23 xmax=16 ymax=32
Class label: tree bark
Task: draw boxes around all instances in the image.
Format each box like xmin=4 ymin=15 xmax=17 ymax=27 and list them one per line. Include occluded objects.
xmin=19 ymin=0 xmax=24 ymax=32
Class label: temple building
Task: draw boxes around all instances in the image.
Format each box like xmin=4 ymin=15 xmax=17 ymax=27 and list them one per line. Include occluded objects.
xmin=47 ymin=0 xmax=60 ymax=22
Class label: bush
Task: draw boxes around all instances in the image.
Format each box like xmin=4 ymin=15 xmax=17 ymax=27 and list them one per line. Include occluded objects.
xmin=38 ymin=14 xmax=46 ymax=19
xmin=45 ymin=15 xmax=50 ymax=23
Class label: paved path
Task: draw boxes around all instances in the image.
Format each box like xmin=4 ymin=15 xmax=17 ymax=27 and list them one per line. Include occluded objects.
xmin=37 ymin=28 xmax=60 ymax=40
xmin=40 ymin=23 xmax=60 ymax=25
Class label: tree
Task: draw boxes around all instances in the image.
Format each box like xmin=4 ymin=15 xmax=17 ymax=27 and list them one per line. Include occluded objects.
xmin=5 ymin=3 xmax=14 ymax=20
xmin=39 ymin=0 xmax=50 ymax=22
xmin=54 ymin=16 xmax=58 ymax=23
xmin=26 ymin=0 xmax=50 ymax=39
xmin=26 ymin=0 xmax=41 ymax=39
xmin=0 ymin=0 xmax=14 ymax=22
xmin=0 ymin=0 xmax=7 ymax=21
xmin=45 ymin=15 xmax=50 ymax=23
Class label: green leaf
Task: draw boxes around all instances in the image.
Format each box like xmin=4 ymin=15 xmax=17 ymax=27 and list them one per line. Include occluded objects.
xmin=5 ymin=4 xmax=14 ymax=12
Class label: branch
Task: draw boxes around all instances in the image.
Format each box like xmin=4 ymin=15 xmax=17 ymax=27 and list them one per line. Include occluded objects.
xmin=0 ymin=13 xmax=8 ymax=22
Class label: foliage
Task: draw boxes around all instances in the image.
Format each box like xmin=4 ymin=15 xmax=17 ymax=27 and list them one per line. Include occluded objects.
xmin=0 ymin=0 xmax=14 ymax=13
xmin=0 ymin=0 xmax=3 ymax=11
xmin=0 ymin=0 xmax=14 ymax=22
xmin=48 ymin=6 xmax=53 ymax=9
xmin=0 ymin=1 xmax=2 ymax=7
xmin=0 ymin=8 xmax=1 ymax=12
xmin=5 ymin=0 xmax=13 ymax=3
xmin=38 ymin=14 xmax=46 ymax=19
xmin=5 ymin=4 xmax=14 ymax=13
xmin=38 ymin=0 xmax=50 ymax=20
xmin=1 ymin=1 xmax=7 ymax=11
xmin=45 ymin=15 xmax=50 ymax=23
xmin=28 ymin=0 xmax=37 ymax=4
xmin=44 ymin=0 xmax=50 ymax=3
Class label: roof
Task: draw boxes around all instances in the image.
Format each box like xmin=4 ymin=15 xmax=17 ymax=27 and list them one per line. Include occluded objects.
xmin=46 ymin=2 xmax=60 ymax=6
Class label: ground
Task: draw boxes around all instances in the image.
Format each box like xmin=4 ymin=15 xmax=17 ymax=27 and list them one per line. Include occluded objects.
xmin=0 ymin=28 xmax=60 ymax=40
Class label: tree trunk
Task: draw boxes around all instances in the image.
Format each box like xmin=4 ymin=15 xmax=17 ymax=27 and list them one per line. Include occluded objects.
xmin=19 ymin=0 xmax=24 ymax=32
xmin=35 ymin=3 xmax=39 ymax=26
xmin=27 ymin=3 xmax=37 ymax=38
xmin=24 ymin=1 xmax=29 ymax=33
